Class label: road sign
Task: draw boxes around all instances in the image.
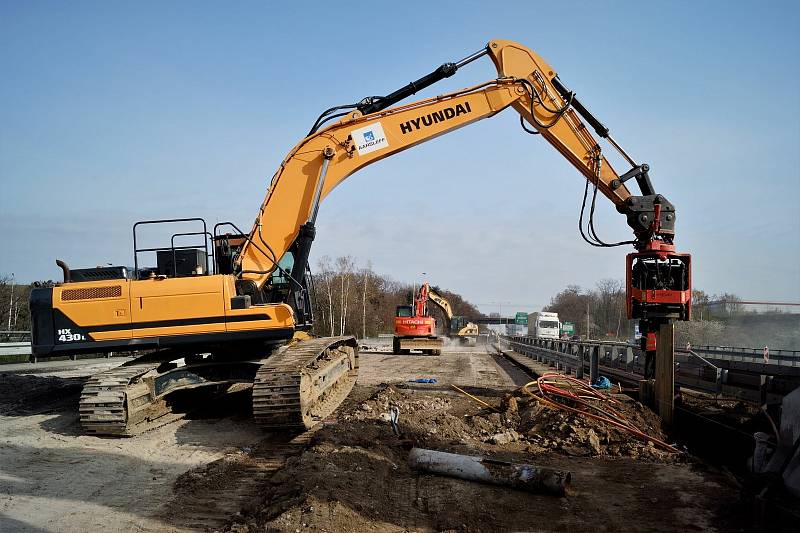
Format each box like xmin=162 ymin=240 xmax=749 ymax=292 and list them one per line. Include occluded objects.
xmin=562 ymin=321 xmax=574 ymax=335
xmin=515 ymin=312 xmax=528 ymax=325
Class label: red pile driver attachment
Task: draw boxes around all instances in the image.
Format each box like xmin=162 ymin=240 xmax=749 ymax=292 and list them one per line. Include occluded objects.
xmin=626 ymin=248 xmax=691 ymax=322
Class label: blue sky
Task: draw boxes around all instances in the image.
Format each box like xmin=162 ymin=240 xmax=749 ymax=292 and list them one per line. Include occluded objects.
xmin=1 ymin=0 xmax=798 ymax=313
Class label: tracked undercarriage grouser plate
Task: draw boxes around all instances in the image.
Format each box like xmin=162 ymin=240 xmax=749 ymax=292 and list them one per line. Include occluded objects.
xmin=77 ymin=335 xmax=359 ymax=437
xmin=252 ymin=336 xmax=359 ymax=430
xmin=79 ymin=362 xmax=182 ymax=436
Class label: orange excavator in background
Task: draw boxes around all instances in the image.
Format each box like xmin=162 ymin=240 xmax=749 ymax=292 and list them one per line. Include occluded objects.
xmin=28 ymin=39 xmax=691 ymax=436
xmin=393 ymin=283 xmax=443 ymax=355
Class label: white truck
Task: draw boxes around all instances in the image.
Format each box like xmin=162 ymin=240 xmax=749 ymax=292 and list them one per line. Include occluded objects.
xmin=528 ymin=311 xmax=561 ymax=339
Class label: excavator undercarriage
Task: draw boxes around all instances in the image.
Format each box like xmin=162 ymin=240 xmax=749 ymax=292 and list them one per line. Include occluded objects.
xmin=79 ymin=336 xmax=357 ymax=436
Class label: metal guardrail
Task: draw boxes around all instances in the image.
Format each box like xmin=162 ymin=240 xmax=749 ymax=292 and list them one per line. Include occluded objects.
xmin=0 ymin=331 xmax=31 ymax=343
xmin=0 ymin=331 xmax=131 ymax=364
xmin=506 ymin=336 xmax=799 ymax=375
xmin=0 ymin=331 xmax=33 ymax=358
xmin=0 ymin=342 xmax=32 ymax=357
xmin=499 ymin=335 xmax=799 ymax=404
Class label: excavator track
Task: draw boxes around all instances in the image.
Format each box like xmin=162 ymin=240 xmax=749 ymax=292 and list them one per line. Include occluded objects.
xmin=252 ymin=335 xmax=358 ymax=430
xmin=79 ymin=362 xmax=182 ymax=436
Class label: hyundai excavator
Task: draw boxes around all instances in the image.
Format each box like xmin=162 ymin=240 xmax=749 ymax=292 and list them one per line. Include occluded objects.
xmin=29 ymin=39 xmax=691 ymax=436
xmin=393 ymin=282 xmax=443 ymax=356
xmin=427 ymin=287 xmax=480 ymax=346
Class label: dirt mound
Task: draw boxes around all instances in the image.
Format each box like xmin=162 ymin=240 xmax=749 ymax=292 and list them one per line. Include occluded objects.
xmin=344 ymin=384 xmax=675 ymax=460
xmin=225 ymin=384 xmax=696 ymax=532
xmin=0 ymin=373 xmax=84 ymax=415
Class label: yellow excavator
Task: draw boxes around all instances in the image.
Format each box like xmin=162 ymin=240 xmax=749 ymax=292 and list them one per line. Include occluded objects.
xmin=427 ymin=287 xmax=480 ymax=346
xmin=29 ymin=39 xmax=691 ymax=436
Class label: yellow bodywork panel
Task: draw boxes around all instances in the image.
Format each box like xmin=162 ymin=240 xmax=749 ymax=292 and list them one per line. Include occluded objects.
xmin=129 ymin=275 xmax=225 ymax=337
xmin=54 ymin=280 xmax=131 ymax=342
xmin=52 ymin=275 xmax=296 ymax=342
xmin=221 ymin=276 xmax=295 ymax=332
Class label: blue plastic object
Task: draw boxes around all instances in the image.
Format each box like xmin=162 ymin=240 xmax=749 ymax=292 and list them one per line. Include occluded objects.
xmin=408 ymin=378 xmax=438 ymax=384
xmin=592 ymin=376 xmax=612 ymax=389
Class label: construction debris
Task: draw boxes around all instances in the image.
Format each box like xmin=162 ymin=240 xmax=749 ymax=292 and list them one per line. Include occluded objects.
xmin=408 ymin=447 xmax=571 ymax=496
xmin=224 ymin=380 xmax=740 ymax=533
xmin=485 ymin=430 xmax=520 ymax=445
xmin=347 ymin=383 xmax=677 ymax=460
xmin=523 ymin=373 xmax=680 ymax=453
xmin=1 ymin=347 xmax=747 ymax=532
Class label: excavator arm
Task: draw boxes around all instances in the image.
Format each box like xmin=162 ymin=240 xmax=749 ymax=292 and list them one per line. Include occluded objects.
xmin=427 ymin=287 xmax=480 ymax=341
xmin=234 ymin=39 xmax=689 ymax=341
xmin=427 ymin=288 xmax=454 ymax=322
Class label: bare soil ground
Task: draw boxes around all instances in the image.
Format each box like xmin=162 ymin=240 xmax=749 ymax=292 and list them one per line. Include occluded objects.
xmin=0 ymin=346 xmax=744 ymax=532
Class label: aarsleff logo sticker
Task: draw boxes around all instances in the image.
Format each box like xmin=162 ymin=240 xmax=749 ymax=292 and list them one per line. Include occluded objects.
xmin=351 ymin=123 xmax=389 ymax=156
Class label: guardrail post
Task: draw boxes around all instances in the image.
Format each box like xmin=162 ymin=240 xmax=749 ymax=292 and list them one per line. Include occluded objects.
xmin=760 ymin=375 xmax=772 ymax=406
xmin=639 ymin=379 xmax=655 ymax=407
xmin=590 ymin=346 xmax=599 ymax=384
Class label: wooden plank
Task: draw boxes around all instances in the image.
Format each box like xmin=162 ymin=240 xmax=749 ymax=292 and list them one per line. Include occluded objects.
xmin=655 ymin=322 xmax=675 ymax=426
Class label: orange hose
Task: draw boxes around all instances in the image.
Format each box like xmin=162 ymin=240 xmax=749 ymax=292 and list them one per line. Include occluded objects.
xmin=521 ymin=374 xmax=679 ymax=454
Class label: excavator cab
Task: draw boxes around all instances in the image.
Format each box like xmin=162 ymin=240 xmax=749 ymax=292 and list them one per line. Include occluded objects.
xmin=396 ymin=305 xmax=413 ymax=318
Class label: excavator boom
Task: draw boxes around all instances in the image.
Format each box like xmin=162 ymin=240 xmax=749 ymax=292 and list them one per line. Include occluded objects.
xmin=233 ymin=39 xmax=688 ymax=337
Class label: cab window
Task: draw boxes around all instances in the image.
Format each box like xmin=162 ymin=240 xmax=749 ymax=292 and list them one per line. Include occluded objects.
xmin=271 ymin=252 xmax=294 ymax=285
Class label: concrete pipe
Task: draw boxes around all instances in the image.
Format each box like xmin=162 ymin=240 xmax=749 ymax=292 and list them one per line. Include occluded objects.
xmin=408 ymin=448 xmax=570 ymax=496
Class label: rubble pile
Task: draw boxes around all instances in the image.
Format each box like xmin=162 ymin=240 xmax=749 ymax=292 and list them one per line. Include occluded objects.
xmin=224 ymin=384 xmax=688 ymax=532
xmin=344 ymin=384 xmax=677 ymax=460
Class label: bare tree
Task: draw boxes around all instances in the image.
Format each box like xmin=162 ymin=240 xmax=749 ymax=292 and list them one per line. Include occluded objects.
xmin=308 ymin=259 xmax=481 ymax=339
xmin=361 ymin=262 xmax=372 ymax=339
xmin=594 ymin=279 xmax=625 ymax=339
xmin=315 ymin=257 xmax=335 ymax=336
xmin=335 ymin=256 xmax=355 ymax=336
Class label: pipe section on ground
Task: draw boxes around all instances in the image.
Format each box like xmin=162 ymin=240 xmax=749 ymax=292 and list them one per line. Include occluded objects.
xmin=408 ymin=447 xmax=570 ymax=496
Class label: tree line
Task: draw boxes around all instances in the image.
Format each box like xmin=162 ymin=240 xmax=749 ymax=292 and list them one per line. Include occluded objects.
xmin=0 ymin=275 xmax=33 ymax=333
xmin=542 ymin=281 xmax=628 ymax=340
xmin=310 ymin=256 xmax=480 ymax=338
xmin=543 ymin=282 xmax=798 ymax=350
